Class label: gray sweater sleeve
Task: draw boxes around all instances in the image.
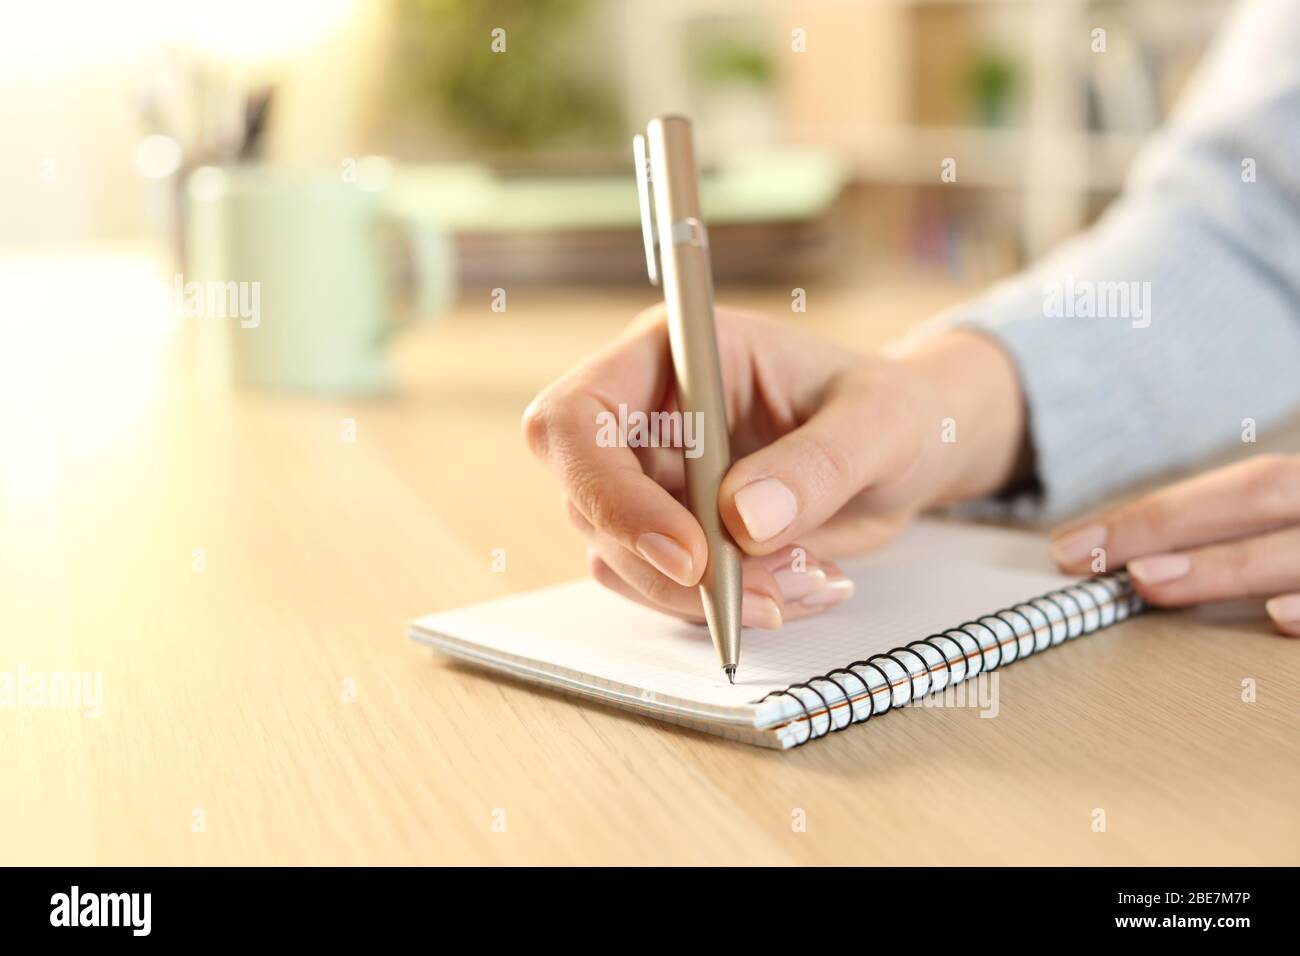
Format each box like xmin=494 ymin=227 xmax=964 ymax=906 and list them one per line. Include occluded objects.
xmin=932 ymin=0 xmax=1300 ymax=522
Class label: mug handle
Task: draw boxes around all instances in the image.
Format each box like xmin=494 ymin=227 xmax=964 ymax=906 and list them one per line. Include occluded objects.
xmin=378 ymin=210 xmax=456 ymax=343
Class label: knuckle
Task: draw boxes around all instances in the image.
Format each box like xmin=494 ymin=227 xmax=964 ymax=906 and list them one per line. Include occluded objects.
xmin=565 ymin=462 xmax=604 ymax=523
xmin=1243 ymin=454 xmax=1291 ymax=489
xmin=801 ymin=431 xmax=857 ymax=494
xmin=1130 ymin=495 xmax=1176 ymax=543
xmin=520 ymin=392 xmax=555 ymax=459
xmin=1217 ymin=542 xmax=1255 ymax=592
xmin=1239 ymin=455 xmax=1300 ymax=520
xmin=566 ymin=465 xmax=630 ymax=539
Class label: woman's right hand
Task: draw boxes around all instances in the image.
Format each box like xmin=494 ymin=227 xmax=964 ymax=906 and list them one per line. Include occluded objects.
xmin=523 ymin=305 xmax=1027 ymax=630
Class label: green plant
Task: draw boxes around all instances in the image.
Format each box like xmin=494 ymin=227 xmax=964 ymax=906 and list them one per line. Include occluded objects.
xmin=693 ymin=38 xmax=773 ymax=89
xmin=967 ymin=51 xmax=1019 ymax=126
xmin=399 ymin=0 xmax=620 ymax=151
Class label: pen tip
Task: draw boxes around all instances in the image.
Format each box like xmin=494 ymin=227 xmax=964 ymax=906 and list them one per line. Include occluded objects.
xmin=724 ymin=665 xmax=736 ymax=685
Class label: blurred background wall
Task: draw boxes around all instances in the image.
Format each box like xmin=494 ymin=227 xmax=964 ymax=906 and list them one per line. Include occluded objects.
xmin=2 ymin=0 xmax=1236 ymax=297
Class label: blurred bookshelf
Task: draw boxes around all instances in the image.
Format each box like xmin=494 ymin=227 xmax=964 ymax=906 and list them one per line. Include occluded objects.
xmin=621 ymin=0 xmax=1236 ymax=279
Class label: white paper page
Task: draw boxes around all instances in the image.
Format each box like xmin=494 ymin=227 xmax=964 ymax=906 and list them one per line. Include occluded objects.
xmin=411 ymin=521 xmax=1079 ymax=716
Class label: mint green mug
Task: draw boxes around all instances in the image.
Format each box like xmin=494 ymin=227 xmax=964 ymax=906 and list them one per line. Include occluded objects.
xmin=186 ymin=163 xmax=454 ymax=394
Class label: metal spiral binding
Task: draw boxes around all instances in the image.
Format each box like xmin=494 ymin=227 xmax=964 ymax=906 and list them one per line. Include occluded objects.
xmin=758 ymin=573 xmax=1144 ymax=748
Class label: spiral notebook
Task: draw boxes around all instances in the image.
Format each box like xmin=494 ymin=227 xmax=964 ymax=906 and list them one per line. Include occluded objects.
xmin=410 ymin=521 xmax=1143 ymax=749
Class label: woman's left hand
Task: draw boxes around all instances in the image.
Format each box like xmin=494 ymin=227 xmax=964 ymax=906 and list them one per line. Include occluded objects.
xmin=1050 ymin=454 xmax=1300 ymax=636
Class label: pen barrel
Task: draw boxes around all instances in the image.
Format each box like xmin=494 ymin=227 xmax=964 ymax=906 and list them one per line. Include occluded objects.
xmin=667 ymin=249 xmax=742 ymax=668
xmin=664 ymin=225 xmax=729 ymax=536
xmin=647 ymin=116 xmax=743 ymax=669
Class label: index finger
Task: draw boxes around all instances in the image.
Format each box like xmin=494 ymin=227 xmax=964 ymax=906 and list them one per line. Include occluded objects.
xmin=1050 ymin=455 xmax=1300 ymax=573
xmin=522 ymin=310 xmax=708 ymax=586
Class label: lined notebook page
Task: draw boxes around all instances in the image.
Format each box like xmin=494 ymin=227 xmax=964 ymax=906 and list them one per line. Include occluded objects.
xmin=412 ymin=521 xmax=1076 ymax=718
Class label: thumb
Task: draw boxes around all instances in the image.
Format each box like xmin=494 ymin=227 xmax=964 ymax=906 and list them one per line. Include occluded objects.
xmin=719 ymin=387 xmax=883 ymax=555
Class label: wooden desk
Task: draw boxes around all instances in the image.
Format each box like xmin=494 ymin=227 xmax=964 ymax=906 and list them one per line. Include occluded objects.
xmin=3 ymin=271 xmax=1298 ymax=865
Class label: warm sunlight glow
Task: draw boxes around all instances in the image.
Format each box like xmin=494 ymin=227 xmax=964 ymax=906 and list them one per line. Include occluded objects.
xmin=0 ymin=0 xmax=358 ymax=72
xmin=0 ymin=251 xmax=176 ymax=496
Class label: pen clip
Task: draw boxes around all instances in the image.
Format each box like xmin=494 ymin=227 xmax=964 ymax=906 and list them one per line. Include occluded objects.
xmin=632 ymin=132 xmax=660 ymax=287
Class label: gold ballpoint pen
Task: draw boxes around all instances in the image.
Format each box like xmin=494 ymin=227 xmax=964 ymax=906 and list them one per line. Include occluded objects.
xmin=634 ymin=116 xmax=744 ymax=683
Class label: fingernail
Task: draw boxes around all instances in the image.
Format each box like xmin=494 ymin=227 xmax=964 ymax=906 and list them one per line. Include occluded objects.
xmin=635 ymin=532 xmax=695 ymax=586
xmin=1265 ymin=593 xmax=1300 ymax=624
xmin=1051 ymin=523 xmax=1107 ymax=566
xmin=1129 ymin=553 xmax=1191 ymax=584
xmin=734 ymin=477 xmax=797 ymax=542
xmin=742 ymin=591 xmax=783 ymax=630
xmin=773 ymin=566 xmax=827 ymax=602
xmin=800 ymin=574 xmax=855 ymax=608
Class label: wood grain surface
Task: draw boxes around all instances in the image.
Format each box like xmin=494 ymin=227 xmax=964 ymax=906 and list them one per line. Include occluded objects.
xmin=3 ymin=274 xmax=1297 ymax=865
